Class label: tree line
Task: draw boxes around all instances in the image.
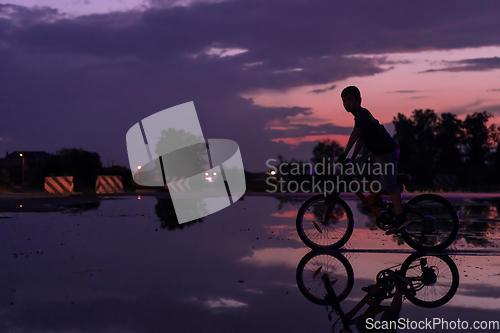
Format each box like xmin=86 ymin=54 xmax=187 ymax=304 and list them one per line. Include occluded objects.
xmin=31 ymin=148 xmax=132 ymax=193
xmin=394 ymin=110 xmax=500 ymax=189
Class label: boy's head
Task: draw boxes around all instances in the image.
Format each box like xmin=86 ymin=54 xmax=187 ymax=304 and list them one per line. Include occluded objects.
xmin=341 ymin=86 xmax=362 ymax=113
xmin=341 ymin=86 xmax=361 ymax=102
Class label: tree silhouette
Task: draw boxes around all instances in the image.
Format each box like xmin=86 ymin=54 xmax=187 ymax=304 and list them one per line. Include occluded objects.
xmin=435 ymin=113 xmax=463 ymax=173
xmin=393 ymin=109 xmax=500 ymax=189
xmin=462 ymin=111 xmax=494 ymax=167
xmin=311 ymin=139 xmax=342 ymax=165
xmin=39 ymin=148 xmax=103 ymax=192
xmin=393 ymin=109 xmax=438 ymax=186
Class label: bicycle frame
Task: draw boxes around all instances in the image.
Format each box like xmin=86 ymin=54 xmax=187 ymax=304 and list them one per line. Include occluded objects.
xmin=322 ymin=269 xmax=415 ymax=333
xmin=321 ymin=273 xmax=353 ymax=332
xmin=323 ymin=163 xmax=386 ymax=224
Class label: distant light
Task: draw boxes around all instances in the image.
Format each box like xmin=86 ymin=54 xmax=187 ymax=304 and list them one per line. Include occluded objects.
xmin=213 ymin=172 xmax=217 ymax=175
xmin=138 ymin=196 xmax=141 ymax=200
xmin=19 ymin=153 xmax=23 ymax=157
xmin=137 ymin=166 xmax=142 ymax=170
xmin=271 ymin=170 xmax=276 ymax=175
xmin=205 ymin=172 xmax=209 ymax=176
xmin=19 ymin=205 xmax=22 ymax=207
xmin=207 ymin=177 xmax=212 ymax=181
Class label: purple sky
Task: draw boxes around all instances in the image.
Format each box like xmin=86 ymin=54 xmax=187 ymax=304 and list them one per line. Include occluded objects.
xmin=1 ymin=0 xmax=500 ymax=171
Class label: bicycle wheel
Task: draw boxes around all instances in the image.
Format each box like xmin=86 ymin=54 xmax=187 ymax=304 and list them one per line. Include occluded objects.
xmin=400 ymin=254 xmax=459 ymax=308
xmin=296 ymin=251 xmax=355 ymax=306
xmin=401 ymin=194 xmax=459 ymax=252
xmin=296 ymin=194 xmax=354 ymax=250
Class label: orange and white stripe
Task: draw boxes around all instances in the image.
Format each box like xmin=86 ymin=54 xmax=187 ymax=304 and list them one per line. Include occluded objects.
xmin=96 ymin=175 xmax=123 ymax=194
xmin=44 ymin=176 xmax=74 ymax=194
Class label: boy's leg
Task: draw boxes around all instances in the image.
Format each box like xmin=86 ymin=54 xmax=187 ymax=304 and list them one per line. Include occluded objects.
xmin=352 ymin=153 xmax=386 ymax=218
xmin=367 ymin=187 xmax=389 ymax=205
xmin=352 ymin=177 xmax=383 ymax=218
xmin=387 ymin=190 xmax=411 ymax=234
xmin=354 ymin=152 xmax=378 ymax=203
xmin=390 ymin=190 xmax=403 ymax=215
xmin=373 ymin=150 xmax=410 ymax=234
xmin=371 ymin=150 xmax=399 ymax=206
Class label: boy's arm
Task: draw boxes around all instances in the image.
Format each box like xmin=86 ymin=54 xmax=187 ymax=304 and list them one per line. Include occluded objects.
xmin=338 ymin=127 xmax=362 ymax=160
xmin=351 ymin=136 xmax=364 ymax=160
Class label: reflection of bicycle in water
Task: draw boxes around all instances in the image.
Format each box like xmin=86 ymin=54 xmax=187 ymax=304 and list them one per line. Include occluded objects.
xmin=296 ymin=160 xmax=460 ymax=252
xmin=296 ymin=251 xmax=459 ymax=333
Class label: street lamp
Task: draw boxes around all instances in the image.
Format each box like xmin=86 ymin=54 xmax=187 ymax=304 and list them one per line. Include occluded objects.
xmin=136 ymin=165 xmax=142 ymax=183
xmin=19 ymin=153 xmax=24 ymax=185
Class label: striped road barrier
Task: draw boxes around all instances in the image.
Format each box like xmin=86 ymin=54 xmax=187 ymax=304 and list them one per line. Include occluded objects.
xmin=164 ymin=176 xmax=191 ymax=192
xmin=44 ymin=176 xmax=74 ymax=194
xmin=96 ymin=175 xmax=123 ymax=194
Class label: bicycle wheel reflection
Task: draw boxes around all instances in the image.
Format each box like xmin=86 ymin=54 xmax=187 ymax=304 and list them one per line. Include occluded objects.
xmin=296 ymin=251 xmax=355 ymax=306
xmin=296 ymin=251 xmax=459 ymax=332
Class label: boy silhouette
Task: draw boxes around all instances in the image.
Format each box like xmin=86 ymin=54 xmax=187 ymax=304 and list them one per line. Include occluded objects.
xmin=338 ymin=86 xmax=409 ymax=234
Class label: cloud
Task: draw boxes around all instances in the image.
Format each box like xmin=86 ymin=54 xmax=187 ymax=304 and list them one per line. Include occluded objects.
xmin=420 ymin=57 xmax=500 ymax=73
xmin=265 ymin=123 xmax=352 ymax=139
xmin=391 ymin=90 xmax=419 ymax=93
xmin=308 ymin=84 xmax=337 ymax=94
xmin=146 ymin=0 xmax=228 ymax=9
xmin=458 ymin=283 xmax=500 ymax=298
xmin=9 ymin=1 xmax=500 ymax=64
xmin=441 ymin=100 xmax=500 ymax=117
xmin=239 ymin=247 xmax=308 ymax=268
xmin=204 ymin=297 xmax=248 ymax=309
xmin=0 ymin=3 xmax=63 ymax=25
xmin=186 ymin=295 xmax=248 ymax=309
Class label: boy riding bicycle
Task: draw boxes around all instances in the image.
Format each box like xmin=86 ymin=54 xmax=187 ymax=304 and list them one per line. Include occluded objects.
xmin=337 ymin=86 xmax=408 ymax=235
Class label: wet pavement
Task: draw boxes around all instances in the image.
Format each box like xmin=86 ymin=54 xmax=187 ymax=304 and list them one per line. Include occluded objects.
xmin=1 ymin=193 xmax=500 ymax=332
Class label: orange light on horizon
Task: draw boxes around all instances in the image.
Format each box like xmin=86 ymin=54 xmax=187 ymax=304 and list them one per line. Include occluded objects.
xmin=271 ymin=134 xmax=349 ymax=147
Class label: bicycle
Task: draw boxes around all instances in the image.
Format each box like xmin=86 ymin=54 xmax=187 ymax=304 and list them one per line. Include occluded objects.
xmin=296 ymin=159 xmax=460 ymax=252
xmin=296 ymin=251 xmax=459 ymax=333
